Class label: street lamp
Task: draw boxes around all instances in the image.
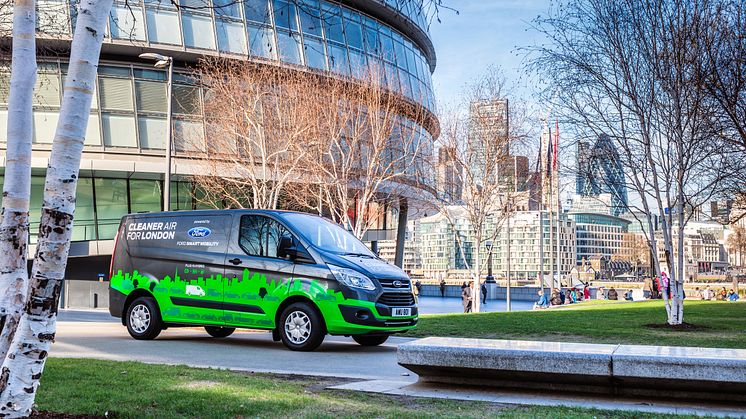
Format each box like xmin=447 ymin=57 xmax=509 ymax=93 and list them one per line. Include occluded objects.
xmin=139 ymin=52 xmax=174 ymax=211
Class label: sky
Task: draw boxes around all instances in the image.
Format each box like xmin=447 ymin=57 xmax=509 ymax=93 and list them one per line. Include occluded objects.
xmin=427 ymin=0 xmax=552 ymax=109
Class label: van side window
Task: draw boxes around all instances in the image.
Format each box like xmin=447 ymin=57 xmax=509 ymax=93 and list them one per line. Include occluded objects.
xmin=239 ymin=215 xmax=292 ymax=258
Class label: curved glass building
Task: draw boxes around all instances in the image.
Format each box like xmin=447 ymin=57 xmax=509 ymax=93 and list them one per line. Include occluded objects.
xmin=0 ymin=0 xmax=438 ymax=307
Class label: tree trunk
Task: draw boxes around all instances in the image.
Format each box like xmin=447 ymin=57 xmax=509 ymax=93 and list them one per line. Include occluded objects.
xmin=472 ymin=231 xmax=481 ymax=313
xmin=0 ymin=0 xmax=36 ymax=364
xmin=0 ymin=0 xmax=113 ymax=415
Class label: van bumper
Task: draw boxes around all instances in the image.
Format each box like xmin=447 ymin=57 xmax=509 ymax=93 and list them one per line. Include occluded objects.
xmin=109 ymin=288 xmax=127 ymax=318
xmin=337 ymin=305 xmax=418 ymax=330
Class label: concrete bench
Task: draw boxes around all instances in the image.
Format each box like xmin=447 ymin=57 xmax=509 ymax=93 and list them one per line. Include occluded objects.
xmin=397 ymin=337 xmax=746 ymax=402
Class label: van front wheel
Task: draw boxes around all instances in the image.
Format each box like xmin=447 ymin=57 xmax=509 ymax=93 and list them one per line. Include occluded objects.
xmin=205 ymin=326 xmax=235 ymax=338
xmin=352 ymin=335 xmax=389 ymax=346
xmin=126 ymin=296 xmax=162 ymax=340
xmin=279 ymin=302 xmax=325 ymax=351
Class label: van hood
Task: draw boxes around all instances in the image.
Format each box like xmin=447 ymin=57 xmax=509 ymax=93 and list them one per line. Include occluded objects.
xmin=321 ymin=253 xmax=409 ymax=280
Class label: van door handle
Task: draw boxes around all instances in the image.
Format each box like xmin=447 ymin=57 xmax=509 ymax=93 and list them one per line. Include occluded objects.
xmin=229 ymin=258 xmax=242 ymax=265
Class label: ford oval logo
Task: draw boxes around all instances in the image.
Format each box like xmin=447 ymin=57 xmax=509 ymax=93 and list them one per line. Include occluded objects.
xmin=187 ymin=227 xmax=211 ymax=238
xmin=393 ymin=280 xmax=402 ymax=288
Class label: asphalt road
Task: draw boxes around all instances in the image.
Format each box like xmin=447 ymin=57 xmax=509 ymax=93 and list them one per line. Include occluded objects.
xmin=54 ymin=310 xmax=417 ymax=381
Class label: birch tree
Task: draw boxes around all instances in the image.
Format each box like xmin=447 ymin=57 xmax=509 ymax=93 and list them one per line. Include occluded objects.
xmin=530 ymin=0 xmax=736 ymax=324
xmin=428 ymin=66 xmax=531 ymax=312
xmin=0 ymin=0 xmax=36 ymax=364
xmin=0 ymin=0 xmax=114 ymax=415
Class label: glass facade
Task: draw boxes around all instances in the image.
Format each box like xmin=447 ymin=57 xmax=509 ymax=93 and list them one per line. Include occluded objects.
xmin=26 ymin=0 xmax=436 ymax=112
xmin=0 ymin=176 xmax=214 ymax=243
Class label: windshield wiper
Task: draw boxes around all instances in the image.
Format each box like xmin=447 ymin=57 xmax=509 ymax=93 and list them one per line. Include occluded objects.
xmin=341 ymin=252 xmax=376 ymax=259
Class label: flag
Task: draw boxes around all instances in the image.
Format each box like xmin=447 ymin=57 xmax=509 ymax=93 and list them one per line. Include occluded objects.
xmin=552 ymin=120 xmax=559 ymax=171
xmin=546 ymin=126 xmax=553 ymax=173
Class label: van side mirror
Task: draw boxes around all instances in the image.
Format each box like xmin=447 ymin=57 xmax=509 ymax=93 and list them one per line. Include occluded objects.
xmin=278 ymin=236 xmax=313 ymax=263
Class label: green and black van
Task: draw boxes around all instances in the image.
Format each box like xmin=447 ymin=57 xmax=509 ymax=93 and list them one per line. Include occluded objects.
xmin=109 ymin=210 xmax=418 ymax=351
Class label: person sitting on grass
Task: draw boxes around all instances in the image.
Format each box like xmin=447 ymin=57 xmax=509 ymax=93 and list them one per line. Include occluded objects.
xmin=534 ymin=290 xmax=550 ymax=309
xmin=550 ymin=289 xmax=562 ymax=306
xmin=718 ymin=287 xmax=728 ymax=301
xmin=596 ymin=286 xmax=606 ymax=300
xmin=624 ymin=289 xmax=634 ymax=301
xmin=569 ymin=288 xmax=577 ymax=304
xmin=695 ymin=287 xmax=703 ymax=300
xmin=559 ymin=288 xmax=566 ymax=304
xmin=728 ymin=289 xmax=740 ymax=302
xmin=607 ymin=287 xmax=618 ymax=300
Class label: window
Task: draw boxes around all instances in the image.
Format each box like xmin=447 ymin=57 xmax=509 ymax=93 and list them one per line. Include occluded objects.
xmin=94 ymin=178 xmax=129 ymax=239
xmin=273 ymin=0 xmax=298 ymax=31
xmin=172 ymin=85 xmax=202 ymax=115
xmin=146 ymin=7 xmax=182 ymax=45
xmin=110 ymin=4 xmax=145 ymax=40
xmin=182 ymin=12 xmax=216 ymax=49
xmin=343 ymin=13 xmax=363 ymax=50
xmin=245 ymin=0 xmax=271 ymax=23
xmin=239 ymin=215 xmax=292 ymax=258
xmin=276 ymin=30 xmax=302 ymax=65
xmin=33 ymin=111 xmax=59 ymax=144
xmin=217 ymin=18 xmax=247 ymax=54
xmin=102 ymin=114 xmax=137 ymax=147
xmin=327 ymin=42 xmax=349 ymax=75
xmin=174 ymin=119 xmax=205 ymax=152
xmin=322 ymin=4 xmax=344 ymax=44
xmin=213 ymin=0 xmax=241 ymax=18
xmin=137 ymin=116 xmax=166 ymax=149
xmin=248 ymin=24 xmax=276 ymax=59
xmin=299 ymin=0 xmax=322 ymax=37
xmin=135 ymin=80 xmax=167 ymax=113
xmin=303 ymin=36 xmax=326 ymax=70
xmin=130 ymin=179 xmax=162 ymax=213
xmin=73 ymin=178 xmax=96 ymax=241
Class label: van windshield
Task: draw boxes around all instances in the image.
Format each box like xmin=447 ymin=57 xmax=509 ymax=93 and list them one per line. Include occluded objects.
xmin=280 ymin=213 xmax=375 ymax=257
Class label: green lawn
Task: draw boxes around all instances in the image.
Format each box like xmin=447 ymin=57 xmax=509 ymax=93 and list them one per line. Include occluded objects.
xmin=405 ymin=300 xmax=746 ymax=348
xmin=35 ymin=359 xmax=693 ymax=418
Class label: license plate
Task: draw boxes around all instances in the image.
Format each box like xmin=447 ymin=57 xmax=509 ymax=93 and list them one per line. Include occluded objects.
xmin=392 ymin=307 xmax=411 ymax=317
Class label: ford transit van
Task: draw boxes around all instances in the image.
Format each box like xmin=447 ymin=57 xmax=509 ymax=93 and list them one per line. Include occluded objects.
xmin=109 ymin=210 xmax=417 ymax=351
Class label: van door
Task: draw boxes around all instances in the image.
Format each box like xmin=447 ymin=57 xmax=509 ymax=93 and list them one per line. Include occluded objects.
xmin=222 ymin=214 xmax=295 ymax=329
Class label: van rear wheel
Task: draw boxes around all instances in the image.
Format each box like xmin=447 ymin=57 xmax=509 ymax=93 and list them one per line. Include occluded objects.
xmin=279 ymin=302 xmax=325 ymax=351
xmin=125 ymin=296 xmax=162 ymax=340
xmin=205 ymin=326 xmax=235 ymax=338
xmin=352 ymin=335 xmax=389 ymax=346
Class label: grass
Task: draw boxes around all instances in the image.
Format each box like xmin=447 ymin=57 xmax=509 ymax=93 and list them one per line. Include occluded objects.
xmin=35 ymin=358 xmax=695 ymax=419
xmin=405 ymin=300 xmax=746 ymax=348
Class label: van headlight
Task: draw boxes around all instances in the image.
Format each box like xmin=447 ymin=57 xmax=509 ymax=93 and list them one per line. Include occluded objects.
xmin=328 ymin=264 xmax=376 ymax=291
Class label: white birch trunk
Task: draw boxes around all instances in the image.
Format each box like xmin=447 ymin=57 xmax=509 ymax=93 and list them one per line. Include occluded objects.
xmin=0 ymin=0 xmax=36 ymax=365
xmin=0 ymin=0 xmax=112 ymax=415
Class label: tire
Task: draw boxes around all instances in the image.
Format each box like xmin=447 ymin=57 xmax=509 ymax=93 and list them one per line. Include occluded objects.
xmin=279 ymin=302 xmax=325 ymax=351
xmin=125 ymin=296 xmax=162 ymax=340
xmin=205 ymin=326 xmax=235 ymax=338
xmin=352 ymin=335 xmax=389 ymax=346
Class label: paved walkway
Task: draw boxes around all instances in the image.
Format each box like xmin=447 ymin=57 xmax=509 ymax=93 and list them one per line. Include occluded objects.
xmin=55 ymin=310 xmax=415 ymax=381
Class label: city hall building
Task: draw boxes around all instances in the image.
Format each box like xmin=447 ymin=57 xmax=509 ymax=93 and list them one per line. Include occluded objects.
xmin=0 ymin=0 xmax=438 ymax=307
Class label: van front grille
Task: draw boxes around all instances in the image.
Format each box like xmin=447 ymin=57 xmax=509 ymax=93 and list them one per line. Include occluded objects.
xmin=377 ymin=292 xmax=415 ymax=306
xmin=378 ymin=278 xmax=411 ymax=290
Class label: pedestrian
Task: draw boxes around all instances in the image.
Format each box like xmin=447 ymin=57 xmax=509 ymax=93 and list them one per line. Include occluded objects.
xmin=415 ymin=279 xmax=422 ymax=297
xmin=597 ymin=286 xmax=606 ymax=300
xmin=413 ymin=279 xmax=419 ymax=301
xmin=569 ymin=288 xmax=577 ymax=304
xmin=695 ymin=287 xmax=703 ymax=300
xmin=583 ymin=283 xmax=590 ymax=300
xmin=652 ymin=276 xmax=660 ymax=299
xmin=660 ymin=272 xmax=671 ymax=299
xmin=720 ymin=287 xmax=728 ymax=301
xmin=481 ymin=282 xmax=487 ymax=305
xmin=608 ymin=287 xmax=618 ymax=300
xmin=439 ymin=277 xmax=446 ymax=298
xmin=559 ymin=288 xmax=566 ymax=304
xmin=462 ymin=280 xmax=473 ymax=313
xmin=704 ymin=285 xmax=713 ymax=300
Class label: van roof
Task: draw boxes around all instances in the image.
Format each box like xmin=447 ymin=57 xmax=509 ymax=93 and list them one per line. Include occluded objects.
xmin=123 ymin=209 xmax=313 ymax=219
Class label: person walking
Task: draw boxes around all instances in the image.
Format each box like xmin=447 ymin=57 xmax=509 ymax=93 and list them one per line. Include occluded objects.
xmin=462 ymin=281 xmax=473 ymax=313
xmin=461 ymin=281 xmax=474 ymax=313
xmin=439 ymin=277 xmax=446 ymax=298
xmin=481 ymin=282 xmax=487 ymax=305
xmin=414 ymin=279 xmax=422 ymax=297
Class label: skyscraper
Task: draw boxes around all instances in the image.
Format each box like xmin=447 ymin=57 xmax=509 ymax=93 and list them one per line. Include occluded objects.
xmin=467 ymin=99 xmax=509 ymax=187
xmin=576 ymin=134 xmax=628 ymax=216
xmin=437 ymin=146 xmax=463 ymax=203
